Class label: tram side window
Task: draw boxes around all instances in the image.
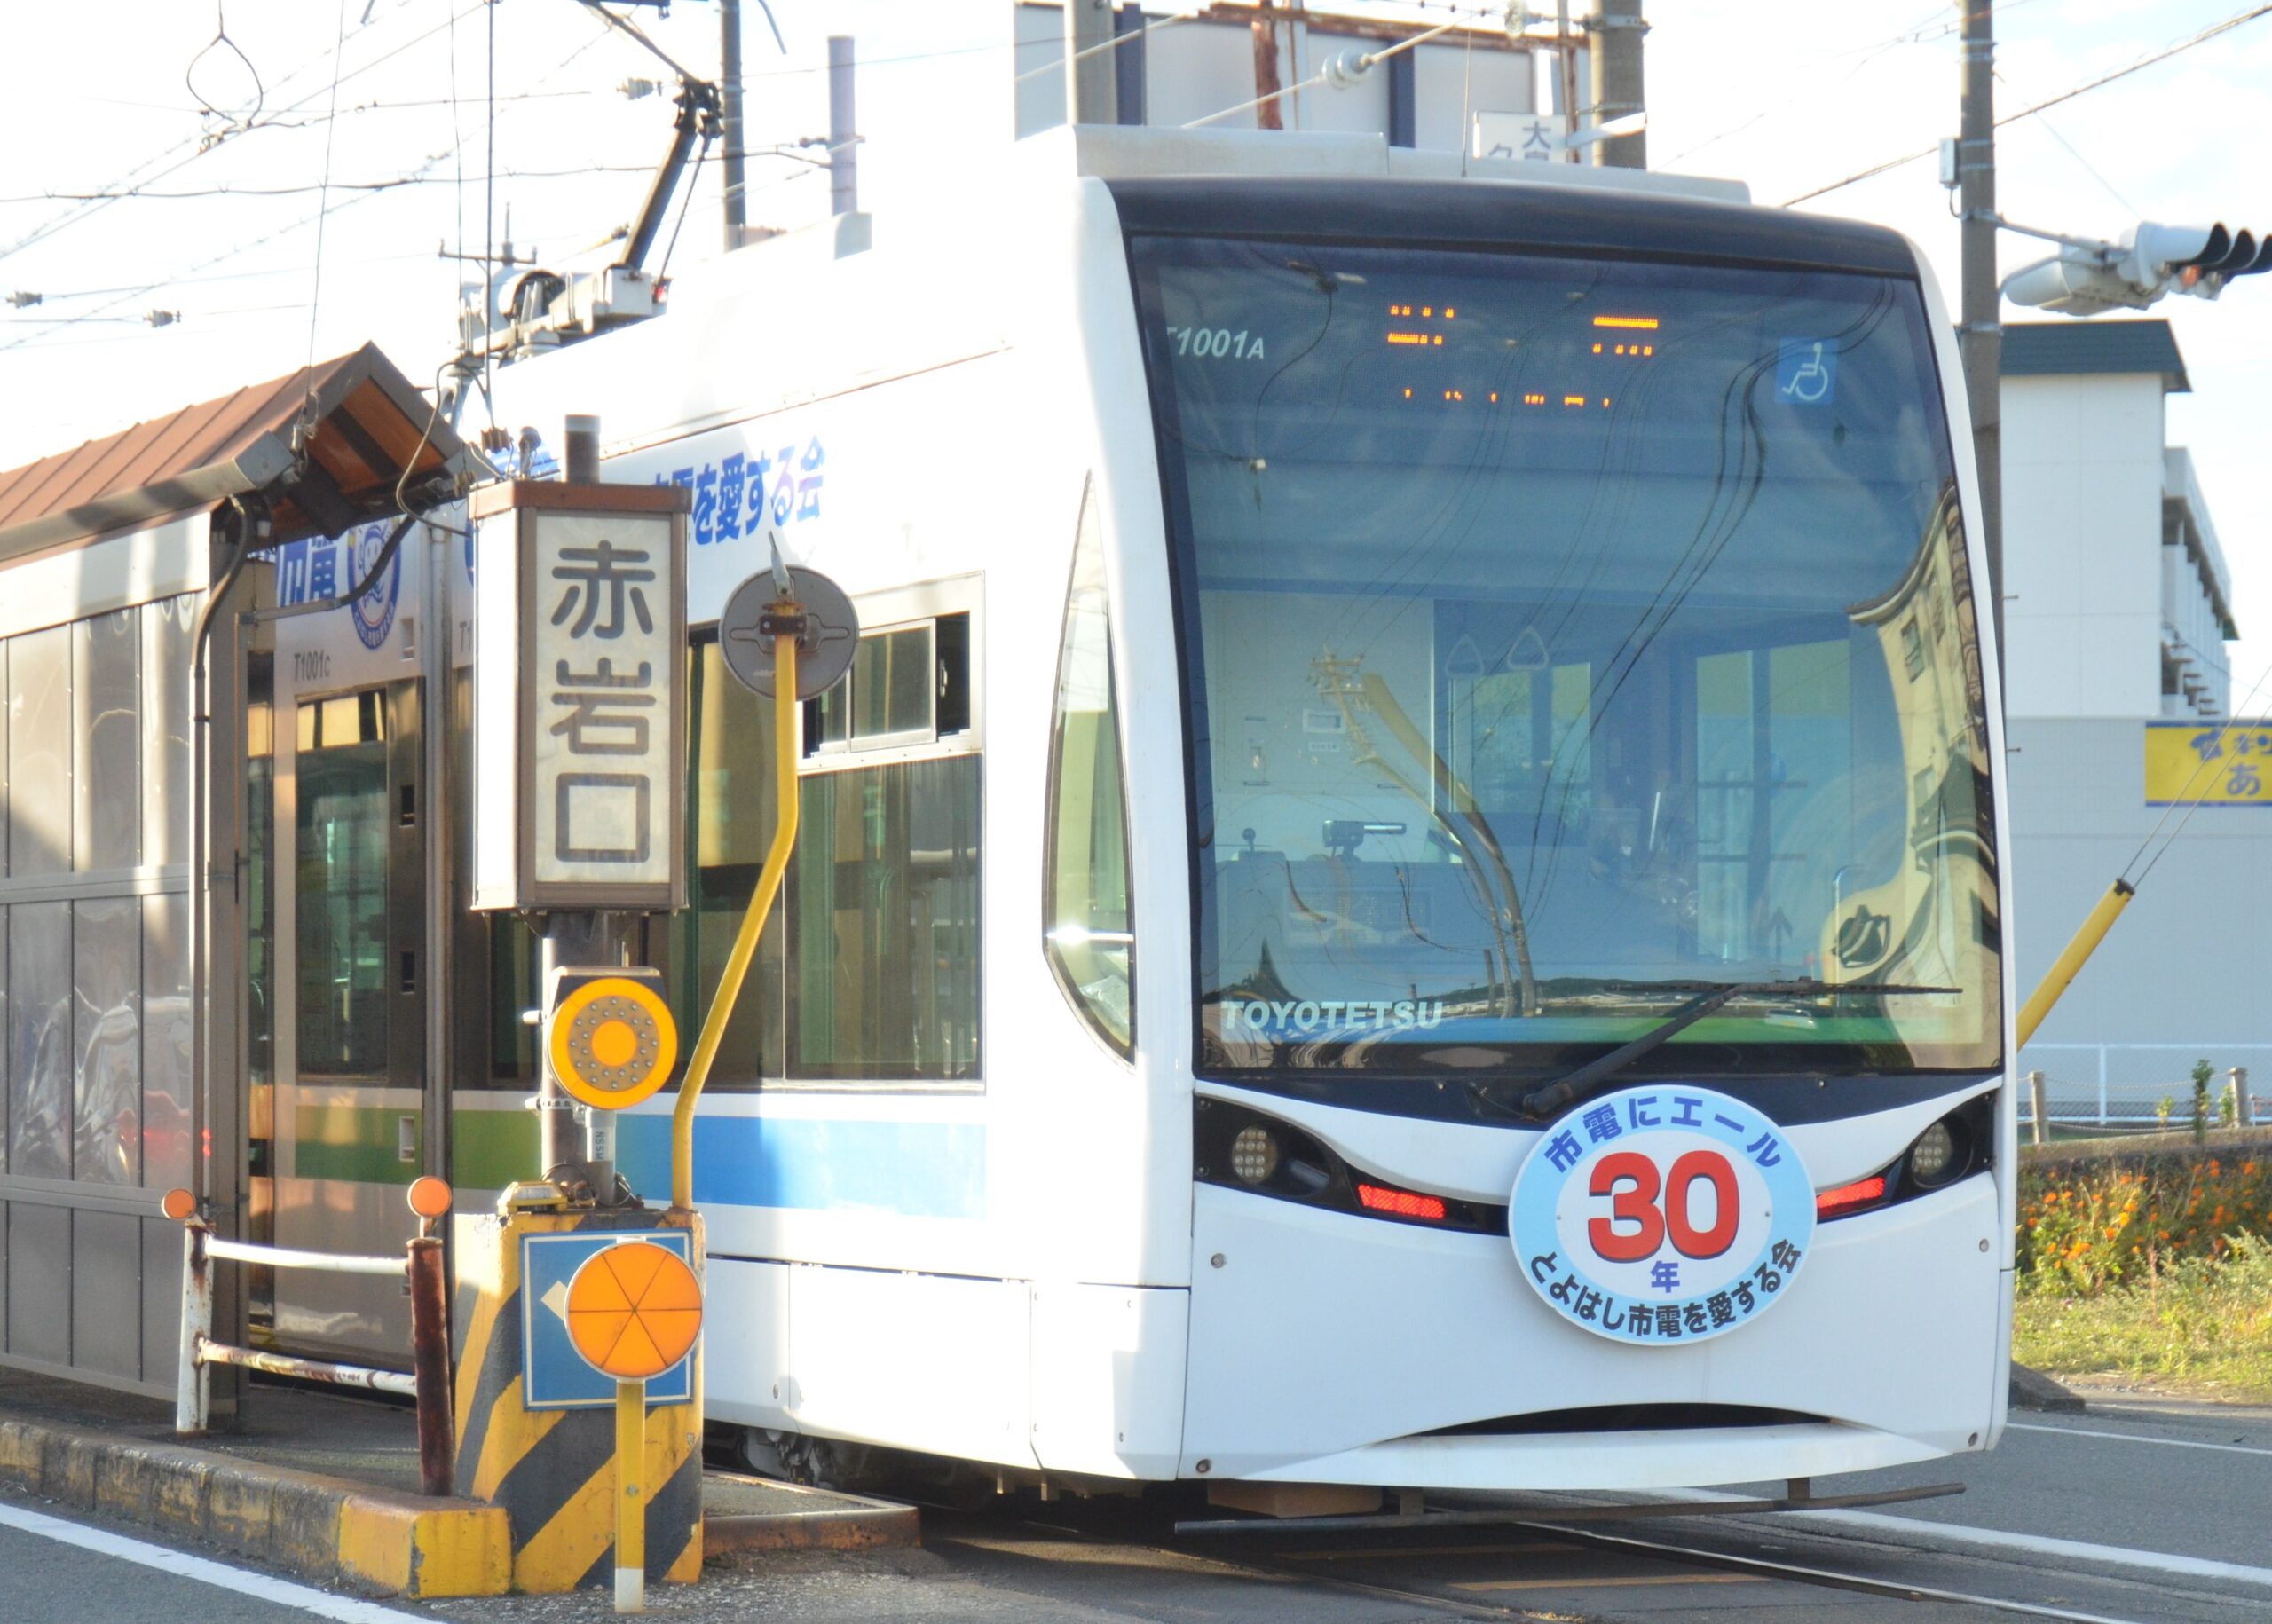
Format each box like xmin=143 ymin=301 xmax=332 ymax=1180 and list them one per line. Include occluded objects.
xmin=684 ymin=611 xmax=981 ymax=1087
xmin=679 ymin=635 xmax=785 ymax=1088
xmin=790 ymin=613 xmax=981 ymax=1084
xmin=1043 ymin=479 xmax=1133 ymax=1056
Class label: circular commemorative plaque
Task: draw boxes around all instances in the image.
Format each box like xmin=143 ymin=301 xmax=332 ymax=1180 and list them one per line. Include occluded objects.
xmin=1509 ymin=1085 xmax=1813 ymax=1345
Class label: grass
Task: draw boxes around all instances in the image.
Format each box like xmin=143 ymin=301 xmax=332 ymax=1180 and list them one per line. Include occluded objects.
xmin=2013 ymin=1132 xmax=2272 ymax=1399
xmin=2013 ymin=1238 xmax=2272 ymax=1401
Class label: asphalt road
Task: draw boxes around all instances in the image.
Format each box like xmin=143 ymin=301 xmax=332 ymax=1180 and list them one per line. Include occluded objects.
xmin=5 ymin=1389 xmax=2270 ymax=1622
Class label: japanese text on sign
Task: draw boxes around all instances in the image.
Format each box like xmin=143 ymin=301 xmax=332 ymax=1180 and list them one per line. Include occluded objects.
xmin=1509 ymin=1085 xmax=1815 ymax=1346
xmin=2145 ymin=721 xmax=2272 ymax=806
xmin=533 ymin=513 xmax=676 ymax=887
xmin=657 ymin=437 xmax=825 ymax=548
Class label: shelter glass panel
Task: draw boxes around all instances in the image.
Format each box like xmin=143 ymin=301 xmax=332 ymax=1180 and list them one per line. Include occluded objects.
xmin=73 ymin=894 xmax=140 ymax=1186
xmin=8 ymin=901 xmax=71 ymax=1179
xmin=73 ymin=608 xmax=139 ymax=872
xmin=11 ymin=627 xmax=70 ymax=878
xmin=142 ymin=892 xmax=193 ymax=1192
xmin=141 ymin=596 xmax=195 ymax=870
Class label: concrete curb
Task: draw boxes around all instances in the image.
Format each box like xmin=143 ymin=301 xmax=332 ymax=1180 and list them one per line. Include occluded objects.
xmin=706 ymin=1478 xmax=919 ymax=1554
xmin=2009 ymin=1361 xmax=2087 ymax=1414
xmin=0 ymin=1415 xmax=510 ymax=1598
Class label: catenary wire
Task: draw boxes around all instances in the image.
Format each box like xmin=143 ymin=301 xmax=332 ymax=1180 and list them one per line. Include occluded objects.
xmin=1780 ymin=2 xmax=2272 ymax=206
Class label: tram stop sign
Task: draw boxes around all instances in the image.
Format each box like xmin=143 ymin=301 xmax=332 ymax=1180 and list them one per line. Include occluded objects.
xmin=547 ymin=966 xmax=678 ymax=1111
xmin=565 ymin=1239 xmax=703 ymax=1381
xmin=717 ymin=563 xmax=858 ymax=700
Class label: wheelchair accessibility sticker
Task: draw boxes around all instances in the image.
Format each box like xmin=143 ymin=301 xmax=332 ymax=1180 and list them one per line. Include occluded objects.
xmin=1776 ymin=338 xmax=1838 ymax=406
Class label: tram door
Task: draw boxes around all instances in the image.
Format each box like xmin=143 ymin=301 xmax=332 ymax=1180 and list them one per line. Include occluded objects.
xmin=252 ymin=678 xmax=430 ymax=1364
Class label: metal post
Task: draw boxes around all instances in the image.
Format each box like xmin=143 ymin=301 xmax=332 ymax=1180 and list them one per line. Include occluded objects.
xmin=1065 ymin=0 xmax=1116 ymax=125
xmin=2098 ymin=1047 xmax=2109 ymax=1126
xmin=1958 ymin=0 xmax=2003 ymax=666
xmin=827 ymin=37 xmax=858 ymax=217
xmin=2233 ymin=1065 xmax=2253 ymax=1128
xmin=406 ymin=1236 xmax=455 ymax=1498
xmin=1557 ymin=0 xmax=1578 ymax=148
xmin=615 ymin=1377 xmax=647 ymax=1613
xmin=175 ymin=1218 xmax=212 ymax=1436
xmin=721 ymin=0 xmax=746 ymax=246
xmin=2028 ymin=1069 xmax=2047 ymax=1147
xmin=1588 ymin=0 xmax=1646 ymax=168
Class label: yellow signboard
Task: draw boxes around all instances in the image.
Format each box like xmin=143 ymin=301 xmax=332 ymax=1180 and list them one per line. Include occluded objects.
xmin=2145 ymin=721 xmax=2272 ymax=806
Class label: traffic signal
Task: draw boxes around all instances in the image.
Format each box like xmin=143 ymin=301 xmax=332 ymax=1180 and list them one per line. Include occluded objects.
xmin=2004 ymin=219 xmax=2272 ymax=317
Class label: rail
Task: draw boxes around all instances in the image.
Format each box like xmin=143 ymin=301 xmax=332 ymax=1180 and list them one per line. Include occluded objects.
xmin=162 ymin=1176 xmax=458 ymax=1498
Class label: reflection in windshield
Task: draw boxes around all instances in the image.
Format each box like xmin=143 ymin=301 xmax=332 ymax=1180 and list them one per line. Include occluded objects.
xmin=1134 ymin=236 xmax=2000 ymax=1081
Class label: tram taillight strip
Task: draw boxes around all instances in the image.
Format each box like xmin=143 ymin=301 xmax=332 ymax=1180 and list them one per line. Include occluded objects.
xmin=1355 ymin=1182 xmax=1448 ymax=1222
xmin=1814 ymin=1174 xmax=1889 ymax=1219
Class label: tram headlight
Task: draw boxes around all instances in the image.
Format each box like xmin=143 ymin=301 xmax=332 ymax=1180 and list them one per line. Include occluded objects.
xmin=1907 ymin=1117 xmax=1966 ymax=1188
xmin=1229 ymin=1125 xmax=1282 ymax=1185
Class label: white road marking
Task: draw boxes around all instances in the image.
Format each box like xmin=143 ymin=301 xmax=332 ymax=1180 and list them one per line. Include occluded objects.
xmin=2008 ymin=1420 xmax=2272 ymax=1458
xmin=0 ymin=1499 xmax=429 ymax=1622
xmin=1618 ymin=1488 xmax=2272 ymax=1593
xmin=1787 ymin=1505 xmax=2272 ymax=1592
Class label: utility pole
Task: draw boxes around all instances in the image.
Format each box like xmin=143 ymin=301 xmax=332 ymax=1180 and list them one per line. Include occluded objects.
xmin=1557 ymin=0 xmax=1579 ymax=152
xmin=828 ymin=36 xmax=857 ymax=216
xmin=721 ymin=0 xmax=746 ymax=246
xmin=1066 ymin=0 xmax=1116 ymax=124
xmin=1589 ymin=0 xmax=1646 ymax=169
xmin=1958 ymin=0 xmax=2003 ymax=660
xmin=1249 ymin=1 xmax=1284 ymax=131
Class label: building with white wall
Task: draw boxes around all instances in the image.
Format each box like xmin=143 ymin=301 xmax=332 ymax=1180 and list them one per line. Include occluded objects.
xmin=2001 ymin=320 xmax=2267 ymax=1123
xmin=1012 ymin=2 xmax=1553 ymax=148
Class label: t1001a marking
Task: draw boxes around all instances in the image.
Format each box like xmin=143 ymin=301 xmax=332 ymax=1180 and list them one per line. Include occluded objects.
xmin=1168 ymin=326 xmax=1267 ymax=359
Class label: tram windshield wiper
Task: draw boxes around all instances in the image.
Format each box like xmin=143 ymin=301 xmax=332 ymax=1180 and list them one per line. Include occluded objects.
xmin=1479 ymin=980 xmax=1963 ymax=1123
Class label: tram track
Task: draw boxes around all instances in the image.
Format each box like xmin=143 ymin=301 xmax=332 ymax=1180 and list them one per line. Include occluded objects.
xmin=926 ymin=1494 xmax=2175 ymax=1623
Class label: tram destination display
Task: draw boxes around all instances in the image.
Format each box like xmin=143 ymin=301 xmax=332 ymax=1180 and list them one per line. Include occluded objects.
xmin=1510 ymin=1086 xmax=1814 ymax=1344
xmin=469 ymin=479 xmax=690 ymax=911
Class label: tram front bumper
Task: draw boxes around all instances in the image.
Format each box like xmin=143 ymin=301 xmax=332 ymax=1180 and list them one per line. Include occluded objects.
xmin=1179 ymin=1172 xmax=2003 ymax=1491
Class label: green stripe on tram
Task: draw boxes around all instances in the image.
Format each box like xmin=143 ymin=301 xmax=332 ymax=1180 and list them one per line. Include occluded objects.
xmin=287 ymin=1103 xmax=538 ymax=1189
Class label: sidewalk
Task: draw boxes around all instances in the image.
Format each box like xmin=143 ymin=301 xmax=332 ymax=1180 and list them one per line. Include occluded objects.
xmin=0 ymin=1369 xmax=914 ymax=1598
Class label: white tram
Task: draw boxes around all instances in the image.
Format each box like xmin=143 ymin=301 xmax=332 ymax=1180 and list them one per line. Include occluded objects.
xmin=442 ymin=127 xmax=2008 ymax=1495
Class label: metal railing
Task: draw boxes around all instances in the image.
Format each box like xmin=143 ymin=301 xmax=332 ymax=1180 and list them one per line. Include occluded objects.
xmin=163 ymin=1177 xmax=457 ymax=1498
xmin=2018 ymin=1044 xmax=2272 ymax=1131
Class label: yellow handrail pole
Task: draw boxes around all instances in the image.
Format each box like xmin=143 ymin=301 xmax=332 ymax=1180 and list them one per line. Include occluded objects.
xmin=671 ymin=618 xmax=800 ymax=1215
xmin=2015 ymin=879 xmax=2135 ymax=1049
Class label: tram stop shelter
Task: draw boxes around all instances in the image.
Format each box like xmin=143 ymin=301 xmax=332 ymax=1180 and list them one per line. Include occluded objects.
xmin=0 ymin=344 xmax=472 ymax=1407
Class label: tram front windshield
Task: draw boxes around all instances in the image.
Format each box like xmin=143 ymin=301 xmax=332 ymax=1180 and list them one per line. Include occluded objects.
xmin=1131 ymin=235 xmax=2000 ymax=1084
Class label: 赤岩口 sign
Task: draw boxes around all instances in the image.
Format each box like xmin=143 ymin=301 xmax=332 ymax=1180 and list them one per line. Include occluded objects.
xmin=1510 ymin=1086 xmax=1812 ymax=1344
xmin=469 ymin=480 xmax=690 ymax=912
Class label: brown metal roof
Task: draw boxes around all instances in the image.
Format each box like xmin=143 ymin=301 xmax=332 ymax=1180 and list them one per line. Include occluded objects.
xmin=0 ymin=342 xmax=474 ymax=559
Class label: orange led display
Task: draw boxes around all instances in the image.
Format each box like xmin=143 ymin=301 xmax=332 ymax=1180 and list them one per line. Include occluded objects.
xmin=1523 ymin=392 xmax=1545 ymax=406
xmin=1563 ymin=395 xmax=1586 ymax=407
xmin=1591 ymin=315 xmax=1660 ymax=329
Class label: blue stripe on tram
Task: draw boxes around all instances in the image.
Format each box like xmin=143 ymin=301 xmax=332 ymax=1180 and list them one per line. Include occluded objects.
xmin=616 ymin=1113 xmax=988 ymax=1219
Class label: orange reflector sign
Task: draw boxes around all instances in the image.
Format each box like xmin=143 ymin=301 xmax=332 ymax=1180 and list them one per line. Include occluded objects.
xmin=565 ymin=1240 xmax=703 ymax=1380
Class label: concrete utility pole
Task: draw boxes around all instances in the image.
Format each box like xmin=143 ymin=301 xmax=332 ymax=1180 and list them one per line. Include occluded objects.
xmin=1589 ymin=0 xmax=1646 ymax=168
xmin=1958 ymin=0 xmax=2004 ymax=658
xmin=828 ymin=36 xmax=857 ymax=216
xmin=1558 ymin=1 xmax=1581 ymax=151
xmin=1066 ymin=0 xmax=1117 ymax=124
xmin=1249 ymin=1 xmax=1284 ymax=131
xmin=721 ymin=0 xmax=746 ymax=245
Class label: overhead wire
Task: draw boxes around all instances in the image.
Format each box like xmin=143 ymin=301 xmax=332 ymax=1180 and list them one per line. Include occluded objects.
xmin=300 ymin=0 xmax=354 ymax=427
xmin=1781 ymin=1 xmax=2272 ymax=206
xmin=0 ymin=0 xmax=492 ymax=267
